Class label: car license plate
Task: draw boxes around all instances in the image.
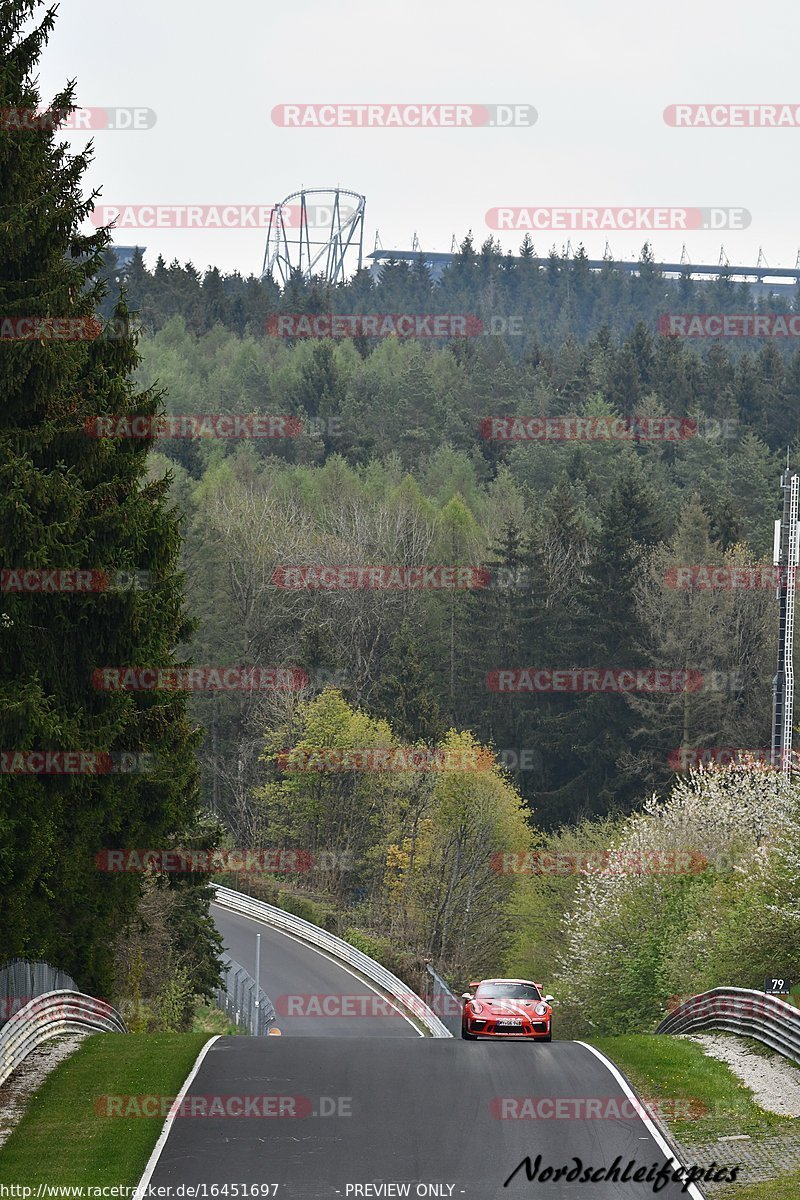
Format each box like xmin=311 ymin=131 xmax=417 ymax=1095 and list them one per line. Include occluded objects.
xmin=498 ymin=1018 xmax=522 ymax=1026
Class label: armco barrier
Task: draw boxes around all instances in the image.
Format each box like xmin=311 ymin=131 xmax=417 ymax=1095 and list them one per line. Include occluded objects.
xmin=0 ymin=990 xmax=127 ymax=1087
xmin=656 ymin=987 xmax=800 ymax=1064
xmin=211 ymin=885 xmax=451 ymax=1037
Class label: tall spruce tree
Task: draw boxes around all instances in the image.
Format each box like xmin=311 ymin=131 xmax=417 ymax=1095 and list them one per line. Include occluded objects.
xmin=533 ymin=459 xmax=666 ymax=823
xmin=0 ymin=0 xmax=208 ymax=992
xmin=456 ymin=518 xmax=535 ymax=748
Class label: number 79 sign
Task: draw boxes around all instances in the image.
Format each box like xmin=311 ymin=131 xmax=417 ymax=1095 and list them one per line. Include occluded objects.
xmin=764 ymin=977 xmax=791 ymax=995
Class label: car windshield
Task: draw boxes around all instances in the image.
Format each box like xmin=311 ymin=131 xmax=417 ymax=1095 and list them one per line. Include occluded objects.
xmin=475 ymin=982 xmax=541 ymax=1001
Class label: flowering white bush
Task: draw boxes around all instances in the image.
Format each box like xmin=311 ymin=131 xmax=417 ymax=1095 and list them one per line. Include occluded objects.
xmin=555 ymin=765 xmax=800 ymax=1034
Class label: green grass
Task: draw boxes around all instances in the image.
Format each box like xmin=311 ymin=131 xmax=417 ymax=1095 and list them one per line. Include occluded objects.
xmin=191 ymin=1002 xmax=242 ymax=1036
xmin=715 ymin=1169 xmax=800 ymax=1199
xmin=0 ymin=1032 xmax=209 ymax=1186
xmin=589 ymin=1035 xmax=797 ymax=1144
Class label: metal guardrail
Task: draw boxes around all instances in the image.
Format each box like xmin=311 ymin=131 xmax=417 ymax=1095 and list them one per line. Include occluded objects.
xmin=0 ymin=989 xmax=127 ymax=1087
xmin=215 ymin=952 xmax=276 ymax=1035
xmin=424 ymin=963 xmax=463 ymax=1036
xmin=656 ymin=987 xmax=800 ymax=1064
xmin=212 ymin=885 xmax=451 ymax=1037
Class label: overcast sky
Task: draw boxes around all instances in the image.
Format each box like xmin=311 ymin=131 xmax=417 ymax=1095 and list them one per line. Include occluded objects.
xmin=34 ymin=0 xmax=800 ymax=278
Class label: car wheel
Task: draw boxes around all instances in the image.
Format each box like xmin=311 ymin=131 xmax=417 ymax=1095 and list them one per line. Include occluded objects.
xmin=542 ymin=1032 xmax=552 ymax=1042
xmin=461 ymin=1023 xmax=477 ymax=1040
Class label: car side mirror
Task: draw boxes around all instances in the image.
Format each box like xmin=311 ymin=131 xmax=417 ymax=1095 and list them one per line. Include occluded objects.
xmin=544 ymin=994 xmax=554 ymax=1003
xmin=461 ymin=992 xmax=473 ymax=1000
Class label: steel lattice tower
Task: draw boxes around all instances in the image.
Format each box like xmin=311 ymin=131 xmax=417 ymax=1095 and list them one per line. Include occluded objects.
xmin=261 ymin=188 xmax=365 ymax=286
xmin=771 ymin=467 xmax=799 ymax=772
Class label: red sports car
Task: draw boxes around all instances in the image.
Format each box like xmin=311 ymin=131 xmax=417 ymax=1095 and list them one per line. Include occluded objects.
xmin=461 ymin=978 xmax=554 ymax=1040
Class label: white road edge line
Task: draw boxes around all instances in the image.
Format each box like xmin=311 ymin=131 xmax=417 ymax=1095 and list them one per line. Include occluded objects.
xmin=575 ymin=1041 xmax=706 ymax=1200
xmin=133 ymin=1035 xmax=221 ymax=1200
xmin=211 ymin=901 xmax=426 ymax=1037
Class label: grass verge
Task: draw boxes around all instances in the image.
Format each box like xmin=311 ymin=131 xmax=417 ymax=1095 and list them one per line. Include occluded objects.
xmin=192 ymin=1002 xmax=242 ymax=1036
xmin=589 ymin=1034 xmax=796 ymax=1144
xmin=716 ymin=1171 xmax=800 ymax=1199
xmin=0 ymin=1032 xmax=209 ymax=1186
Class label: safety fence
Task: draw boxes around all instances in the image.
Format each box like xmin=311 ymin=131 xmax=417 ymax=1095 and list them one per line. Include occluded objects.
xmin=656 ymin=987 xmax=800 ymax=1065
xmin=215 ymin=953 xmax=276 ymax=1035
xmin=0 ymin=990 xmax=127 ymax=1088
xmin=211 ymin=885 xmax=451 ymax=1036
xmin=0 ymin=958 xmax=78 ymax=1027
xmin=423 ymin=964 xmax=463 ymax=1036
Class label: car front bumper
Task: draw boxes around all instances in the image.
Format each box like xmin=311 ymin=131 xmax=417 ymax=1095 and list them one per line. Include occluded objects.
xmin=465 ymin=1018 xmax=550 ymax=1038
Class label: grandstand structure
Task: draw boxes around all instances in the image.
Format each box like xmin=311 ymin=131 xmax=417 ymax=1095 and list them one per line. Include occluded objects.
xmin=367 ymin=246 xmax=800 ymax=299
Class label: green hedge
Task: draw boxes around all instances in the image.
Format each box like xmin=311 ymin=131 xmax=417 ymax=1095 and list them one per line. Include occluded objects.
xmin=343 ymin=927 xmax=422 ymax=992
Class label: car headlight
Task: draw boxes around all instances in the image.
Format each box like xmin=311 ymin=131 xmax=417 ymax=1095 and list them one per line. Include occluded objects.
xmin=470 ymin=1000 xmax=483 ymax=1015
xmin=534 ymin=1002 xmax=549 ymax=1016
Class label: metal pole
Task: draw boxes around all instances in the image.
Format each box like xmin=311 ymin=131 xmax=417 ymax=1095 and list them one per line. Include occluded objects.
xmin=254 ymin=933 xmax=261 ymax=1035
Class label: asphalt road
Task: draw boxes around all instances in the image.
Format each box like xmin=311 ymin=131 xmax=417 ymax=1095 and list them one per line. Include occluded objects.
xmin=211 ymin=901 xmax=419 ymax=1037
xmin=146 ymin=1036 xmax=707 ymax=1199
xmin=140 ymin=902 xmax=708 ymax=1197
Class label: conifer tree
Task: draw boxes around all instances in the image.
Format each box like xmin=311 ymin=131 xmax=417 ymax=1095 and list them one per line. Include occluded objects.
xmin=0 ymin=0 xmax=210 ymax=992
xmin=536 ymin=459 xmax=666 ymax=821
